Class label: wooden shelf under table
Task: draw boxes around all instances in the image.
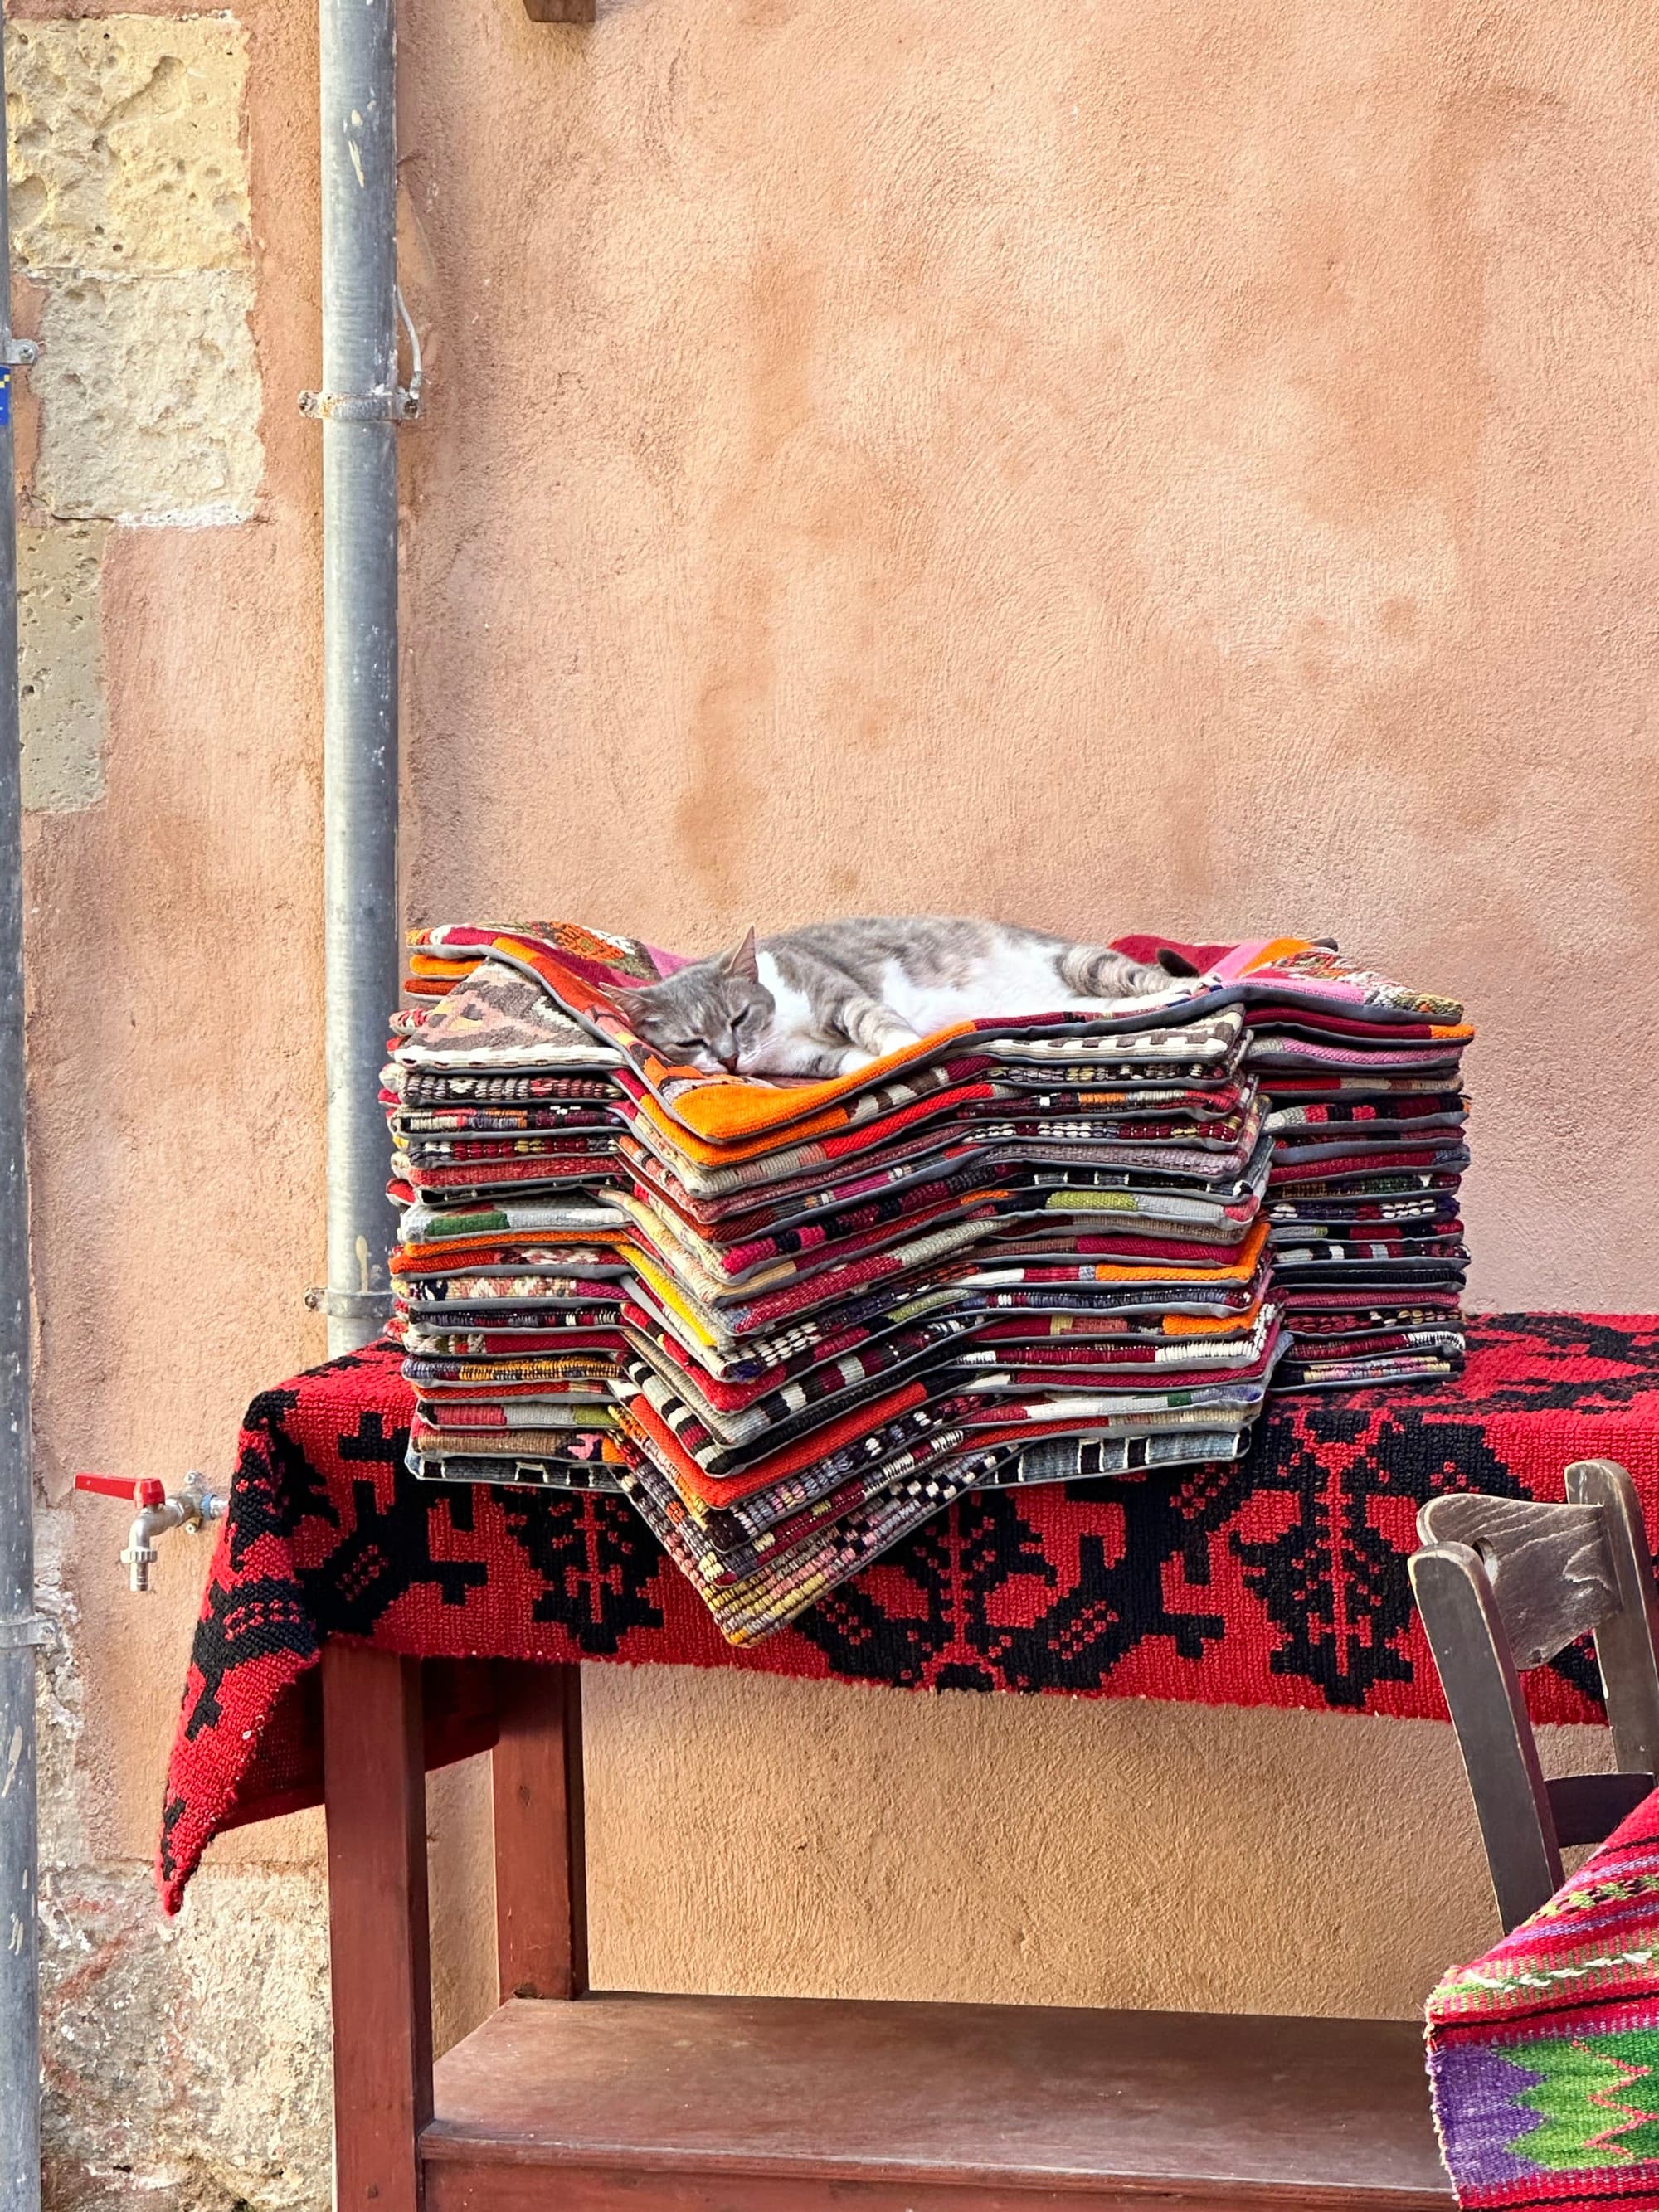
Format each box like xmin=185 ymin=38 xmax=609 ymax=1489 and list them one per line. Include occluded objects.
xmin=422 ymin=1990 xmax=1450 ymax=2211
xmin=320 ymin=1646 xmax=1452 ymax=2212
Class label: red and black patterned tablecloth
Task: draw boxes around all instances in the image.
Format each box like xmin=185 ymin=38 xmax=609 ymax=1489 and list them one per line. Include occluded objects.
xmin=158 ymin=1316 xmax=1659 ymax=1912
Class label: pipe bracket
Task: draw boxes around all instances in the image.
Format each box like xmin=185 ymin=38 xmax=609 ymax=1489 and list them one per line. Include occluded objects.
xmin=0 ymin=1616 xmax=46 ymax=1650
xmin=299 ymin=386 xmax=419 ymax=423
xmin=4 ymin=340 xmax=36 ymax=368
xmin=305 ymin=1287 xmax=396 ymax=1320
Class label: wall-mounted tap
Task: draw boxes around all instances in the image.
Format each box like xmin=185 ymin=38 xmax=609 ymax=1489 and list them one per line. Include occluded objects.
xmin=74 ymin=1472 xmax=227 ymax=1592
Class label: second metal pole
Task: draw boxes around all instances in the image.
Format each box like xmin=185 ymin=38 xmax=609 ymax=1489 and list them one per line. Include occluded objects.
xmin=0 ymin=0 xmax=41 ymax=2200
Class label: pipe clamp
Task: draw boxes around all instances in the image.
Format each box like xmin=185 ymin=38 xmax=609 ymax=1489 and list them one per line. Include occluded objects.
xmin=0 ymin=1616 xmax=46 ymax=1650
xmin=304 ymin=1287 xmax=396 ymax=1320
xmin=299 ymin=387 xmax=419 ymax=423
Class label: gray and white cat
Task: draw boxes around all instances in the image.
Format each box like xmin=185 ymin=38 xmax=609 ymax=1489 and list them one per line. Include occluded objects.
xmin=623 ymin=917 xmax=1192 ymax=1078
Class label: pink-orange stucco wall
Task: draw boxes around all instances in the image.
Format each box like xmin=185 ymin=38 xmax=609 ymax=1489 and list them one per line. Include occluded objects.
xmin=27 ymin=0 xmax=1659 ymax=2191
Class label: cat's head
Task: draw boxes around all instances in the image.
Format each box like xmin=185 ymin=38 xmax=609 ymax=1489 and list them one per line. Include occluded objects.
xmin=624 ymin=929 xmax=774 ymax=1075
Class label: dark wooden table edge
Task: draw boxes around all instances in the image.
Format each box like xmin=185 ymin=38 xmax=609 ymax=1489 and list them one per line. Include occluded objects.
xmin=421 ymin=2151 xmax=1451 ymax=2211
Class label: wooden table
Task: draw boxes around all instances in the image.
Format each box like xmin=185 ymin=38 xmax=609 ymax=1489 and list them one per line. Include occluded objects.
xmin=323 ymin=1642 xmax=1452 ymax=2212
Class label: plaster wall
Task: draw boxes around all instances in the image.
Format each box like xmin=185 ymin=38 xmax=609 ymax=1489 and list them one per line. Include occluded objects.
xmin=15 ymin=0 xmax=1659 ymax=2203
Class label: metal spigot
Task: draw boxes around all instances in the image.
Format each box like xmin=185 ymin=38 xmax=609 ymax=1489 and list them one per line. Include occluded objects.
xmin=74 ymin=1471 xmax=227 ymax=1592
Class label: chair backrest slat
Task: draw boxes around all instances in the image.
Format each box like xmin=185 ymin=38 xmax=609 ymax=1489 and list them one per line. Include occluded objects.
xmin=1546 ymin=1768 xmax=1656 ymax=1849
xmin=1416 ymin=1493 xmax=1613 ymax=1666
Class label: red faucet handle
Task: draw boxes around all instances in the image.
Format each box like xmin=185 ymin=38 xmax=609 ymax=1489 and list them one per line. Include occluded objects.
xmin=75 ymin=1474 xmax=166 ymax=1508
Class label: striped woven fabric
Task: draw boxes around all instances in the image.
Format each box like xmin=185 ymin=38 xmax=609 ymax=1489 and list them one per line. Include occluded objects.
xmin=1428 ymin=1787 xmax=1659 ymax=2205
xmin=389 ymin=923 xmax=1476 ymax=1643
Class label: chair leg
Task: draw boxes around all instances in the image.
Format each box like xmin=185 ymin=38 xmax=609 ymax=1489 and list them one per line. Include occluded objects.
xmin=324 ymin=1642 xmax=433 ymax=2212
xmin=1411 ymin=1544 xmax=1562 ymax=1931
xmin=492 ymin=1660 xmax=587 ymax=2001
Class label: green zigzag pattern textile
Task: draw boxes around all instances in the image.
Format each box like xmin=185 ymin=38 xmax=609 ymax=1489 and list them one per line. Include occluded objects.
xmin=1507 ymin=2036 xmax=1659 ymax=2171
xmin=1428 ymin=1787 xmax=1659 ymax=2203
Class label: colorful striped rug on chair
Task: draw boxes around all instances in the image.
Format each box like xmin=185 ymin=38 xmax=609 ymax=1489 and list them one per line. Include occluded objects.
xmin=1428 ymin=1784 xmax=1659 ymax=2206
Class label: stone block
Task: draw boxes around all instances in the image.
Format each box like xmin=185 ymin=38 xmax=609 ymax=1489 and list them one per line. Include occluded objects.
xmin=18 ymin=520 xmax=106 ymax=811
xmin=6 ymin=16 xmax=251 ymax=276
xmin=40 ymin=1864 xmax=330 ymax=2212
xmin=34 ymin=270 xmax=261 ymax=523
xmin=33 ymin=1510 xmax=331 ymax=2212
xmin=6 ymin=16 xmax=263 ymax=523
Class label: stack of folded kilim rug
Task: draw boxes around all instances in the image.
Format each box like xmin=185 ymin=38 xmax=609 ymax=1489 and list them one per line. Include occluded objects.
xmin=1245 ymin=951 xmax=1472 ymax=1391
xmin=1117 ymin=936 xmax=1474 ymax=1389
xmin=386 ymin=926 xmax=1469 ymax=1642
xmin=385 ymin=957 xmax=634 ymax=1488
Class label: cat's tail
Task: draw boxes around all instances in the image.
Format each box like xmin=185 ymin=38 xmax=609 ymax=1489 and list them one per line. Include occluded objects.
xmin=1058 ymin=946 xmax=1173 ymax=999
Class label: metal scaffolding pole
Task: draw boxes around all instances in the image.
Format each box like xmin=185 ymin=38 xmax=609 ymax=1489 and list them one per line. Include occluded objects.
xmin=0 ymin=0 xmax=41 ymax=2200
xmin=315 ymin=0 xmax=401 ymax=1357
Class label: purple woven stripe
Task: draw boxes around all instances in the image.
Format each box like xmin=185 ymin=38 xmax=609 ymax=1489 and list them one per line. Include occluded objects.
xmin=1428 ymin=2039 xmax=1548 ymax=2191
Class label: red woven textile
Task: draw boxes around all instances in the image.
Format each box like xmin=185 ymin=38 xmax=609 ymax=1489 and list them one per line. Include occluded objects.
xmin=158 ymin=1315 xmax=1659 ymax=1913
xmin=1427 ymin=1787 xmax=1659 ymax=2204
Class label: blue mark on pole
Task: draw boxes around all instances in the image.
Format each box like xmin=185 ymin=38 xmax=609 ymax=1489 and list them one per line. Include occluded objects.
xmin=0 ymin=371 xmax=12 ymax=427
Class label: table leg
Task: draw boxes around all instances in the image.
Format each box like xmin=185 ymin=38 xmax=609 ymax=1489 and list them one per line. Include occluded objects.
xmin=324 ymin=1641 xmax=433 ymax=2212
xmin=492 ymin=1660 xmax=588 ymax=2001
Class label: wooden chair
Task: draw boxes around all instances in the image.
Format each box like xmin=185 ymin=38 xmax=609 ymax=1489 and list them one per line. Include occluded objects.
xmin=1409 ymin=1458 xmax=1659 ymax=1933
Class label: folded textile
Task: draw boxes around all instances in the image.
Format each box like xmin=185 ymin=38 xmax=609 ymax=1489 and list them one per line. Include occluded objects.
xmin=387 ymin=926 xmax=1470 ymax=1642
xmin=1117 ymin=940 xmax=1473 ymax=1395
xmin=1426 ymin=1787 xmax=1659 ymax=2212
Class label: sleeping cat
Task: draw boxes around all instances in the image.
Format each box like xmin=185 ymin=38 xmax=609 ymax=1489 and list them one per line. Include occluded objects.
xmin=623 ymin=916 xmax=1194 ymax=1078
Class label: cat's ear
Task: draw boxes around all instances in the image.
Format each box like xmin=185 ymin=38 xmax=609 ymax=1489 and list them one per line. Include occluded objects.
xmin=720 ymin=926 xmax=760 ymax=982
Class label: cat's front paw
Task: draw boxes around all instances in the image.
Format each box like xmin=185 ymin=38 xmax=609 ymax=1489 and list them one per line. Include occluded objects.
xmin=837 ymin=1046 xmax=880 ymax=1075
xmin=1126 ymin=961 xmax=1179 ymax=995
